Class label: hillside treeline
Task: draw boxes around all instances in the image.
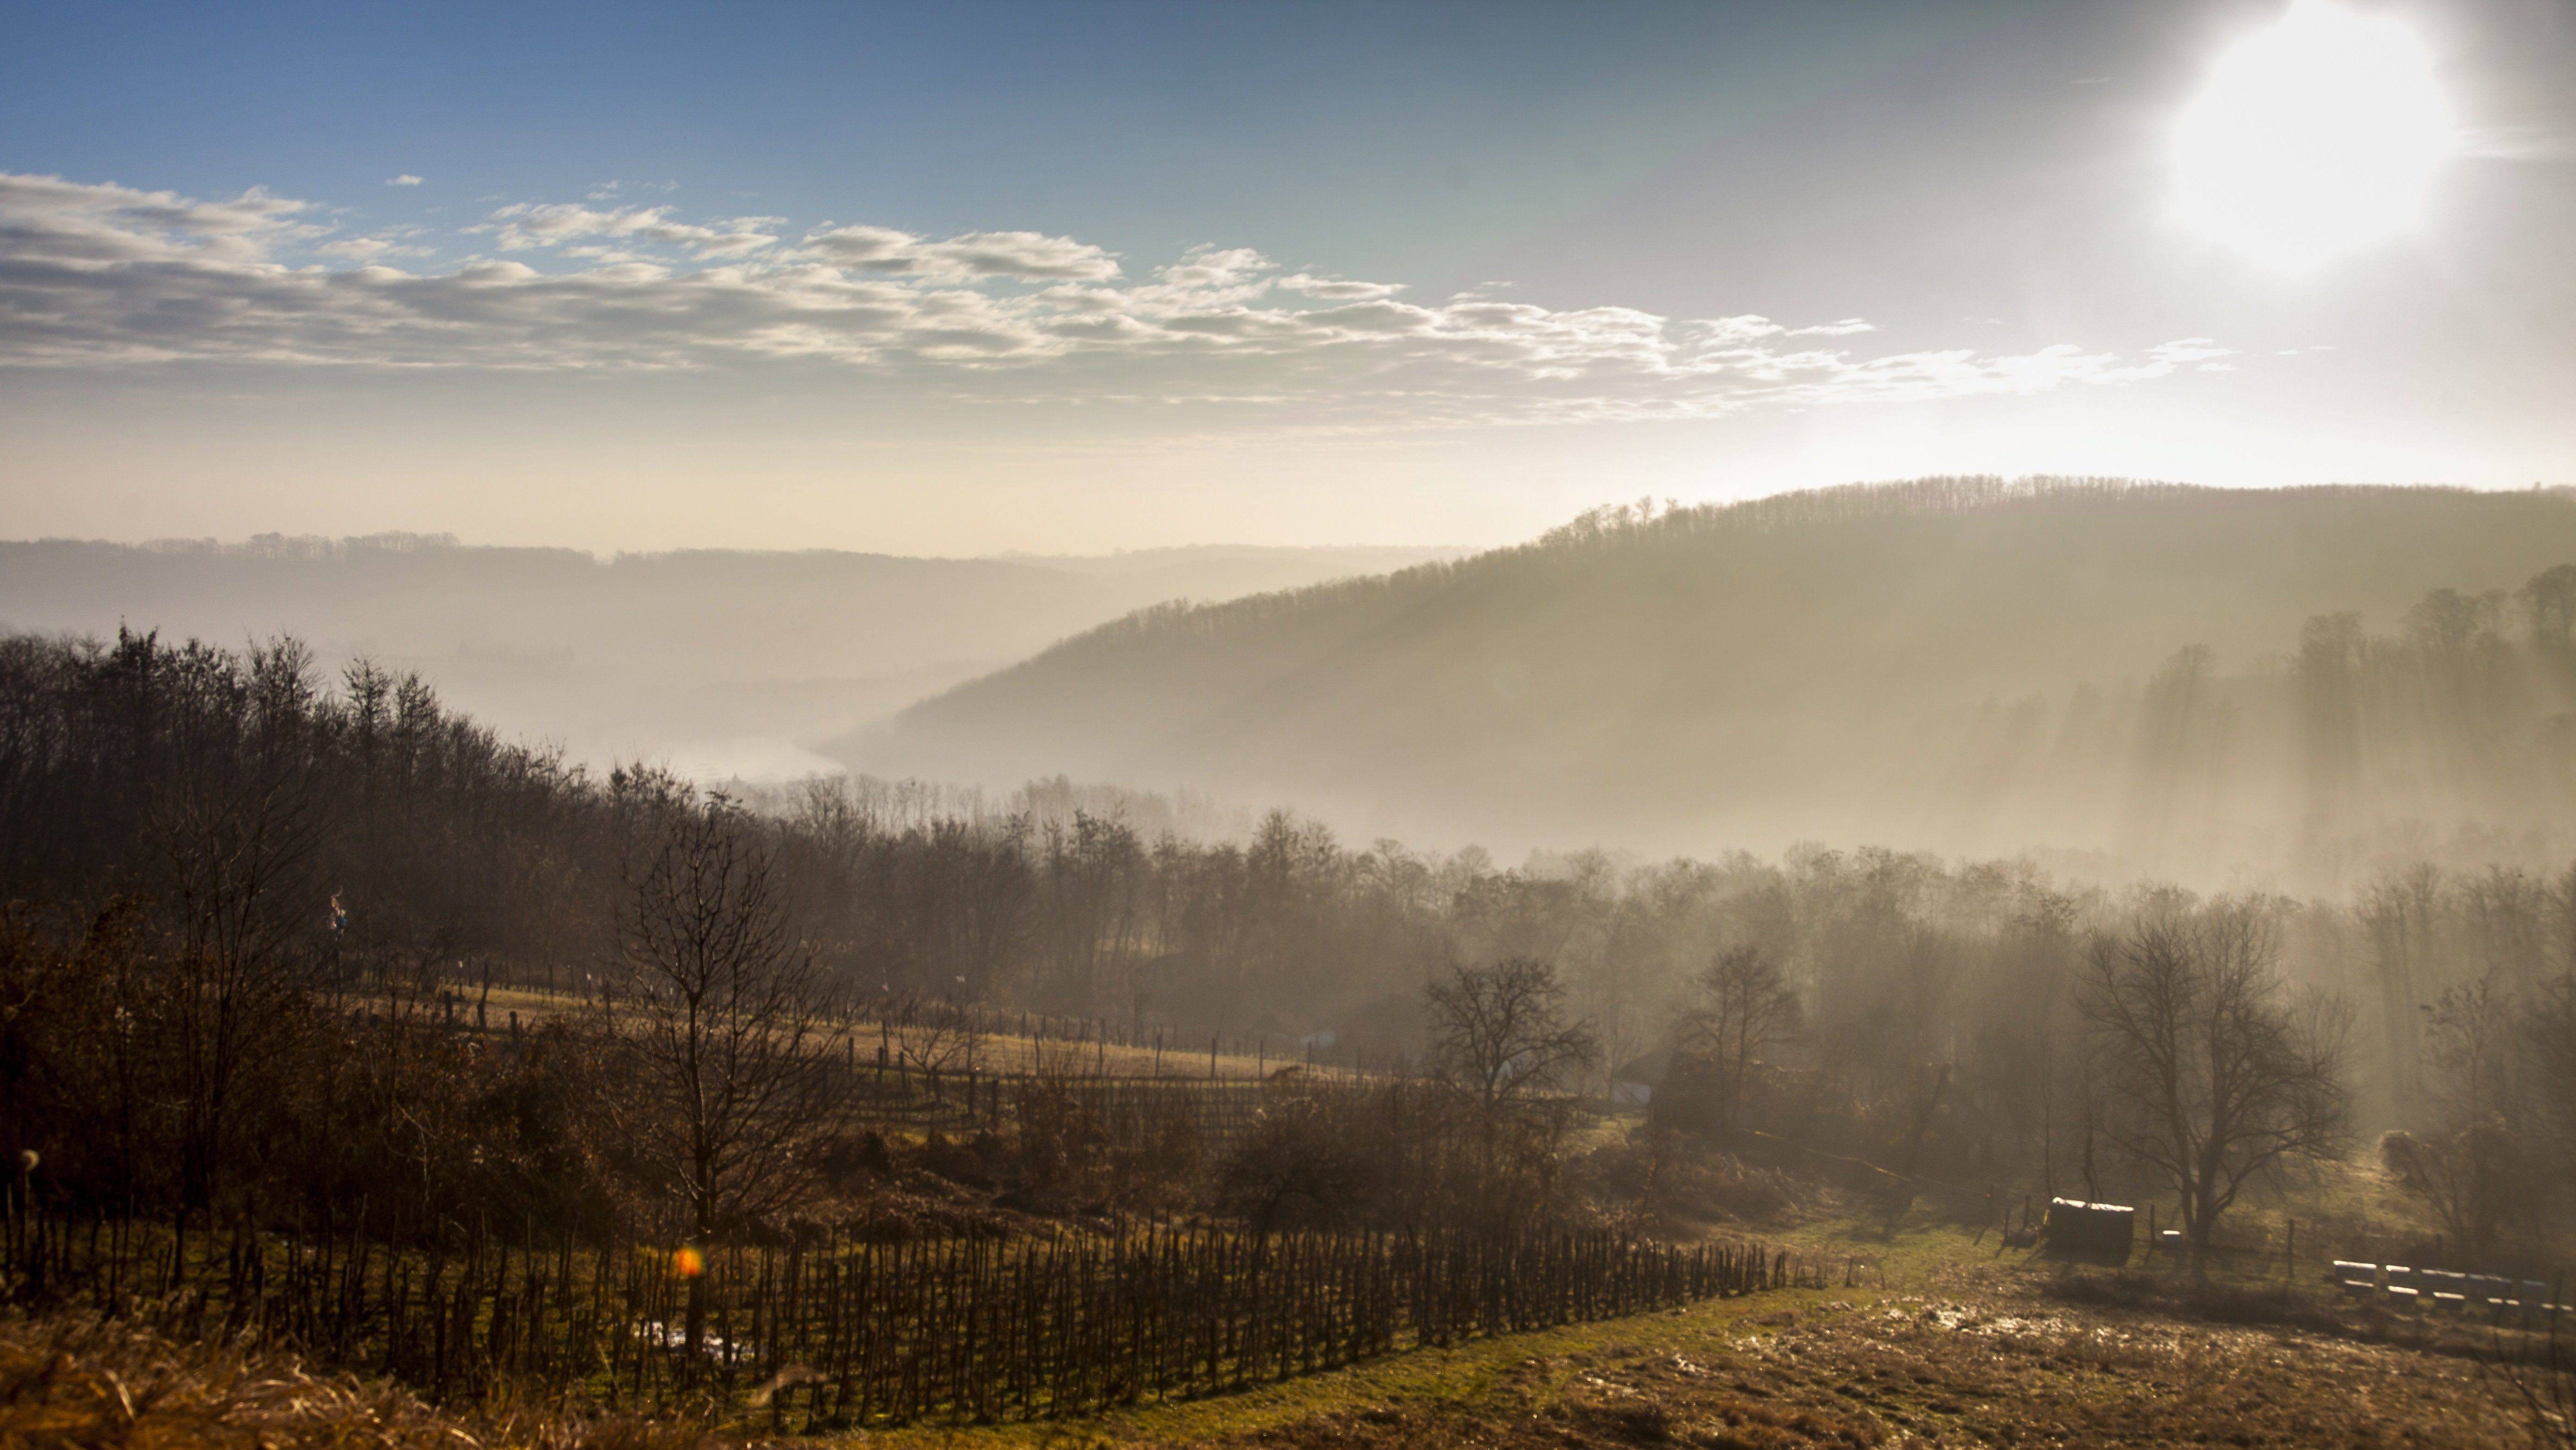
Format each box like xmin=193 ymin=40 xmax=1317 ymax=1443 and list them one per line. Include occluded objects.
xmin=857 ymin=480 xmax=2576 ymax=879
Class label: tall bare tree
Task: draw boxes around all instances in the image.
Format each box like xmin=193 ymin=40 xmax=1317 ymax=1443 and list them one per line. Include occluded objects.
xmin=2080 ymin=895 xmax=2348 ymax=1263
xmin=1425 ymin=958 xmax=1598 ymax=1187
xmin=2532 ymin=971 xmax=2576 ymax=1177
xmin=151 ymin=639 xmax=325 ymax=1228
xmin=2380 ymin=973 xmax=2548 ymax=1258
xmin=2360 ymin=864 xmax=2443 ymax=1126
xmin=1679 ymin=944 xmax=1802 ymax=1139
xmin=613 ymin=797 xmax=841 ymax=1360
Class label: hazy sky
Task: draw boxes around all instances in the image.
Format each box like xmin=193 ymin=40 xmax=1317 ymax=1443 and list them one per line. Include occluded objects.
xmin=3 ymin=0 xmax=2570 ymax=554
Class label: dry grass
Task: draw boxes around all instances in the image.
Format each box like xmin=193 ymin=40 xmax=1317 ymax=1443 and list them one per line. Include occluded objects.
xmin=0 ymin=1313 xmax=737 ymax=1450
xmin=442 ymin=985 xmax=1341 ymax=1084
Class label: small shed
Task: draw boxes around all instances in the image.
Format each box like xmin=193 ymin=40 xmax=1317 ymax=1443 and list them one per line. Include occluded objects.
xmin=2044 ymin=1197 xmax=2136 ymax=1255
xmin=1610 ymin=1046 xmax=1673 ymax=1106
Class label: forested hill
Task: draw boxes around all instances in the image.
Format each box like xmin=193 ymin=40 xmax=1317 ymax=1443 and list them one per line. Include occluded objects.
xmin=846 ymin=479 xmax=2576 ymax=881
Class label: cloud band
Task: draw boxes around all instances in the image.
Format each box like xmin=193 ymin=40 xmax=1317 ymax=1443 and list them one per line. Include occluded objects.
xmin=0 ymin=173 xmax=2226 ymax=424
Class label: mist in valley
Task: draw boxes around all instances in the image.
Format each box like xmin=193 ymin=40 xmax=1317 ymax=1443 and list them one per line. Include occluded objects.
xmin=0 ymin=535 xmax=1465 ymax=780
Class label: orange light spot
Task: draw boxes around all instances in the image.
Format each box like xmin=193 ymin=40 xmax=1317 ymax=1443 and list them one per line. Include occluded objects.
xmin=671 ymin=1245 xmax=704 ymax=1278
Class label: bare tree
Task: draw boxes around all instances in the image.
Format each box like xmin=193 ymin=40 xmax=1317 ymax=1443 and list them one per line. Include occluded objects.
xmin=613 ymin=797 xmax=841 ymax=1361
xmin=2382 ymin=975 xmax=2545 ymax=1257
xmin=2360 ymin=864 xmax=2442 ymax=1125
xmin=1679 ymin=945 xmax=1802 ymax=1138
xmin=1214 ymin=1093 xmax=1373 ymax=1234
xmin=2380 ymin=1122 xmax=2519 ymax=1261
xmin=891 ymin=993 xmax=986 ymax=1090
xmin=1425 ymin=958 xmax=1598 ymax=1180
xmin=2078 ymin=895 xmax=2348 ymax=1264
xmin=2532 ymin=971 xmax=2576 ymax=1175
xmin=150 ymin=640 xmax=325 ymax=1229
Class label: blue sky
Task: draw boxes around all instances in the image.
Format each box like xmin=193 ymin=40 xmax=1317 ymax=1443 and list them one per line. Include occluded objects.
xmin=2 ymin=2 xmax=2050 ymax=304
xmin=2 ymin=0 xmax=2571 ymax=552
xmin=3 ymin=5 xmax=1955 ymax=261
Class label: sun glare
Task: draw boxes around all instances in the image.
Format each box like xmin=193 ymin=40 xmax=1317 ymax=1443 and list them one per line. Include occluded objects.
xmin=2174 ymin=0 xmax=2454 ymax=272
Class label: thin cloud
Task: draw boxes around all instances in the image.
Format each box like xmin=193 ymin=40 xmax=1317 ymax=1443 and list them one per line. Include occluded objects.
xmin=478 ymin=202 xmax=782 ymax=257
xmin=800 ymin=224 xmax=1122 ymax=281
xmin=0 ymin=172 xmax=2226 ymax=426
xmin=1279 ymin=273 xmax=1405 ymax=302
xmin=386 ymin=174 xmax=424 ymax=187
xmin=316 ymin=227 xmax=430 ymax=261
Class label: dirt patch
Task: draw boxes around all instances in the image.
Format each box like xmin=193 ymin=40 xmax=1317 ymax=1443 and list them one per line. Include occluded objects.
xmin=1167 ymin=1266 xmax=2527 ymax=1449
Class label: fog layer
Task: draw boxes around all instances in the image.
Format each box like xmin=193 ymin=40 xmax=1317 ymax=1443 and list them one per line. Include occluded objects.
xmin=0 ymin=536 xmax=1463 ymax=778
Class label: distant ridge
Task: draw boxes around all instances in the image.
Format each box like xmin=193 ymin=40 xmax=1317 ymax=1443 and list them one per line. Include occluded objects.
xmin=0 ymin=535 xmax=1468 ymax=779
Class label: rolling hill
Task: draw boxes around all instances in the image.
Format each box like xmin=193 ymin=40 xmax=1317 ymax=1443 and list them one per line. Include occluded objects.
xmin=844 ymin=478 xmax=2576 ymax=880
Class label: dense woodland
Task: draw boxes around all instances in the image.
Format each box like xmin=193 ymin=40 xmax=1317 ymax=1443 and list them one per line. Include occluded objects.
xmin=0 ymin=623 xmax=1849 ymax=1422
xmin=4 ymin=621 xmax=2575 ymax=1281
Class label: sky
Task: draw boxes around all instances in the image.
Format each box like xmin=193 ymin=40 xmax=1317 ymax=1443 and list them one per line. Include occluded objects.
xmin=2 ymin=0 xmax=2572 ymax=555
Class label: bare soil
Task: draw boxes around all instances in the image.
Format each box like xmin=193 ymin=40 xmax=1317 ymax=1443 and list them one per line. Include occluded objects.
xmin=1116 ymin=1264 xmax=2532 ymax=1449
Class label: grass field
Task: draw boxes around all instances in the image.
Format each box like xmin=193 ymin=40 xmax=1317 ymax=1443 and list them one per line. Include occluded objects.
xmin=388 ymin=980 xmax=1356 ymax=1084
